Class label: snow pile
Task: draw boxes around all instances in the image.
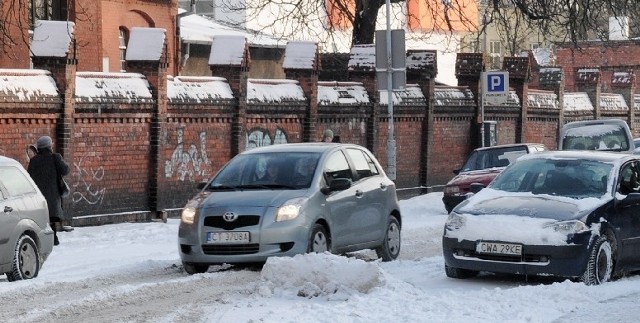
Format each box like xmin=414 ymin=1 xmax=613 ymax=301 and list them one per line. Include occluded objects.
xmin=259 ymin=253 xmax=384 ymax=299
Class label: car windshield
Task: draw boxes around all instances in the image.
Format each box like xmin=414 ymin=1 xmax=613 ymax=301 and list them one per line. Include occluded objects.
xmin=490 ymin=158 xmax=613 ymax=199
xmin=208 ymin=152 xmax=321 ymax=190
xmin=460 ymin=146 xmax=528 ymax=172
xmin=563 ymin=124 xmax=630 ymax=151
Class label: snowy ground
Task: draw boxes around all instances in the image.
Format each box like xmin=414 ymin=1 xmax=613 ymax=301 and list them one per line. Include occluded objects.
xmin=2 ymin=193 xmax=640 ymax=322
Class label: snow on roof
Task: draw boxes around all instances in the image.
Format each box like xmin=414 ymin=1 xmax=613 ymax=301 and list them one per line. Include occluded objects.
xmin=433 ymin=86 xmax=475 ymax=106
xmin=379 ymin=85 xmax=425 ymax=105
xmin=247 ymin=79 xmax=306 ymax=103
xmin=178 ymin=9 xmax=284 ymax=47
xmin=600 ymin=93 xmax=628 ymax=110
xmin=406 ymin=51 xmax=436 ymax=70
xmin=0 ymin=69 xmax=59 ymax=101
xmin=126 ymin=28 xmax=166 ymax=61
xmin=168 ymin=76 xmax=234 ymax=103
xmin=30 ymin=20 xmax=75 ymax=58
xmin=75 ymin=72 xmax=153 ymax=103
xmin=209 ymin=35 xmax=246 ymax=66
xmin=348 ymin=45 xmax=375 ymax=72
xmin=282 ymin=41 xmax=318 ymax=70
xmin=317 ymin=81 xmax=370 ymax=105
xmin=528 ymin=89 xmax=559 ymax=109
xmin=564 ymin=92 xmax=594 ymax=111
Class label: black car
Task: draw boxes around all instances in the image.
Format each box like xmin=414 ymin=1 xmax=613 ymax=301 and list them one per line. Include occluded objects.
xmin=443 ymin=150 xmax=640 ymax=285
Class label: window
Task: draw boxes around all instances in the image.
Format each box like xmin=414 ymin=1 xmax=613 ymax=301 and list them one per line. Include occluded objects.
xmin=0 ymin=167 xmax=37 ymax=197
xmin=30 ymin=0 xmax=67 ymax=25
xmin=324 ymin=151 xmax=352 ymax=183
xmin=346 ymin=149 xmax=379 ymax=180
xmin=119 ymin=28 xmax=128 ymax=72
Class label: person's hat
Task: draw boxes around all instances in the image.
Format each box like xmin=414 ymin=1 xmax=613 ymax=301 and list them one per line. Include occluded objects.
xmin=36 ymin=136 xmax=53 ymax=149
xmin=323 ymin=129 xmax=334 ymax=138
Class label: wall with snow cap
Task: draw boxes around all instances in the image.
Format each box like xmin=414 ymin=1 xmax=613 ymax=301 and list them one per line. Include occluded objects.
xmin=168 ymin=76 xmax=235 ymax=103
xmin=75 ymin=72 xmax=154 ymax=103
xmin=0 ymin=69 xmax=60 ymax=102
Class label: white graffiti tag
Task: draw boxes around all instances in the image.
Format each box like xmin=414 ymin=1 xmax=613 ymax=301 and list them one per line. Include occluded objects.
xmin=165 ymin=129 xmax=211 ymax=181
xmin=71 ymin=154 xmax=106 ymax=205
xmin=245 ymin=128 xmax=288 ymax=150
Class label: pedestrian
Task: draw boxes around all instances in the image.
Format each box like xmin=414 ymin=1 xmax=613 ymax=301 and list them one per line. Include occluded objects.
xmin=321 ymin=129 xmax=334 ymax=142
xmin=27 ymin=136 xmax=70 ymax=246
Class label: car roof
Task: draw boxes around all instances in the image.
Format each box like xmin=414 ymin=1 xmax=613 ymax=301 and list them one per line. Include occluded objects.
xmin=518 ymin=149 xmax=637 ymax=163
xmin=473 ymin=143 xmax=544 ymax=152
xmin=240 ymin=143 xmax=366 ymax=155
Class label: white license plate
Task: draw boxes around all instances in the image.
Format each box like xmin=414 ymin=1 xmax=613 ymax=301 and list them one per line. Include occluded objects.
xmin=207 ymin=231 xmax=250 ymax=243
xmin=476 ymin=241 xmax=522 ymax=256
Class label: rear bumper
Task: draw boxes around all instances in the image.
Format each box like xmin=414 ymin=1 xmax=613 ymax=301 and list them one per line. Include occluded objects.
xmin=442 ymin=236 xmax=590 ymax=278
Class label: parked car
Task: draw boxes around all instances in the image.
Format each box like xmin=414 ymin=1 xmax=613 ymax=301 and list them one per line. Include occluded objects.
xmin=559 ymin=119 xmax=634 ymax=152
xmin=0 ymin=156 xmax=54 ymax=281
xmin=442 ymin=143 xmax=546 ymax=213
xmin=178 ymin=143 xmax=402 ymax=274
xmin=443 ymin=150 xmax=640 ymax=285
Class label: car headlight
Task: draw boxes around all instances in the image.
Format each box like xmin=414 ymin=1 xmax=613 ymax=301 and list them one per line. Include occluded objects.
xmin=444 ymin=185 xmax=460 ymax=194
xmin=276 ymin=197 xmax=307 ymax=222
xmin=445 ymin=212 xmax=466 ymax=230
xmin=181 ymin=200 xmax=200 ymax=224
xmin=544 ymin=220 xmax=588 ymax=233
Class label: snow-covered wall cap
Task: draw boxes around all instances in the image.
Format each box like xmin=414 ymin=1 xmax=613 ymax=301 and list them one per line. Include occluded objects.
xmin=564 ymin=92 xmax=594 ymax=111
xmin=318 ymin=81 xmax=370 ymax=105
xmin=528 ymin=89 xmax=559 ymax=109
xmin=126 ymin=28 xmax=166 ymax=61
xmin=209 ymin=35 xmax=246 ymax=66
xmin=379 ymin=85 xmax=425 ymax=105
xmin=0 ymin=69 xmax=59 ymax=101
xmin=75 ymin=72 xmax=153 ymax=103
xmin=600 ymin=93 xmax=628 ymax=110
xmin=247 ymin=79 xmax=306 ymax=103
xmin=348 ymin=45 xmax=375 ymax=71
xmin=31 ymin=20 xmax=75 ymax=58
xmin=168 ymin=76 xmax=234 ymax=102
xmin=282 ymin=41 xmax=317 ymax=70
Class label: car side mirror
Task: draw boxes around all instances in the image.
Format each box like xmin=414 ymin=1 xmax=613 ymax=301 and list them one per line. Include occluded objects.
xmin=321 ymin=178 xmax=352 ymax=195
xmin=618 ymin=192 xmax=640 ymax=207
xmin=469 ymin=183 xmax=484 ymax=194
xmin=197 ymin=182 xmax=208 ymax=190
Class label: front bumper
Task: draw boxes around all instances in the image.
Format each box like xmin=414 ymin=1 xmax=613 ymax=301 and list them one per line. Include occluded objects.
xmin=442 ymin=236 xmax=590 ymax=278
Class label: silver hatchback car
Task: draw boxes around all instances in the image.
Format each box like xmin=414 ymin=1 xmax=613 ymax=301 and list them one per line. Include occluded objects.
xmin=0 ymin=156 xmax=54 ymax=281
xmin=178 ymin=143 xmax=402 ymax=274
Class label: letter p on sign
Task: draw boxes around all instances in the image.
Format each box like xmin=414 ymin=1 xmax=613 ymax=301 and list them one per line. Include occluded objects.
xmin=482 ymin=71 xmax=509 ymax=105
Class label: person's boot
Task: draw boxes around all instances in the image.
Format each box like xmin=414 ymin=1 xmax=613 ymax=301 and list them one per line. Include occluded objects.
xmin=54 ymin=233 xmax=60 ymax=246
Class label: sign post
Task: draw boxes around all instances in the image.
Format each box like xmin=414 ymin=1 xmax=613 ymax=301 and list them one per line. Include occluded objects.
xmin=480 ymin=71 xmax=509 ymax=147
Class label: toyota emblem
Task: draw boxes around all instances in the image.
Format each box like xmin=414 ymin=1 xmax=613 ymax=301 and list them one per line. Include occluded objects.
xmin=222 ymin=212 xmax=239 ymax=222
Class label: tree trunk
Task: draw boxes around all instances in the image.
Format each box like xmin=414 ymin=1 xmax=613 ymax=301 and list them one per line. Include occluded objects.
xmin=352 ymin=0 xmax=384 ymax=45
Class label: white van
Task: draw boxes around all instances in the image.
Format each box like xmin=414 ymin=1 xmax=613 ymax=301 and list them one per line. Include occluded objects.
xmin=559 ymin=119 xmax=635 ymax=152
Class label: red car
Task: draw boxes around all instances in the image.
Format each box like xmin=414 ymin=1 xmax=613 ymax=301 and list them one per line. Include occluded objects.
xmin=442 ymin=143 xmax=547 ymax=213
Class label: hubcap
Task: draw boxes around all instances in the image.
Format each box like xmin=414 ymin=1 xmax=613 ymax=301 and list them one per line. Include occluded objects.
xmin=387 ymin=222 xmax=400 ymax=255
xmin=19 ymin=242 xmax=38 ymax=279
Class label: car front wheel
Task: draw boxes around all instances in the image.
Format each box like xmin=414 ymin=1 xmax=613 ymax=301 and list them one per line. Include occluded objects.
xmin=307 ymin=224 xmax=330 ymax=253
xmin=376 ymin=216 xmax=401 ymax=261
xmin=183 ymin=262 xmax=209 ymax=275
xmin=581 ymin=235 xmax=613 ymax=285
xmin=6 ymin=235 xmax=40 ymax=282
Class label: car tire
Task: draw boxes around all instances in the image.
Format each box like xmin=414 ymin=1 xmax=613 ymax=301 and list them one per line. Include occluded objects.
xmin=307 ymin=224 xmax=330 ymax=253
xmin=5 ymin=235 xmax=40 ymax=282
xmin=581 ymin=235 xmax=613 ymax=285
xmin=183 ymin=262 xmax=209 ymax=275
xmin=444 ymin=264 xmax=478 ymax=279
xmin=376 ymin=216 xmax=401 ymax=261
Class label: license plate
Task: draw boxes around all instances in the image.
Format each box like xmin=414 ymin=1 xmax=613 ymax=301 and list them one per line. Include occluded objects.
xmin=207 ymin=231 xmax=250 ymax=243
xmin=476 ymin=241 xmax=522 ymax=256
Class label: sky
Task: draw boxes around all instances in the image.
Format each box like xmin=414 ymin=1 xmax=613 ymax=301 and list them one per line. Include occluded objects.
xmin=2 ymin=192 xmax=640 ymax=322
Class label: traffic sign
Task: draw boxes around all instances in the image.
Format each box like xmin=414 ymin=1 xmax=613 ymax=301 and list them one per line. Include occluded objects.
xmin=482 ymin=71 xmax=509 ymax=105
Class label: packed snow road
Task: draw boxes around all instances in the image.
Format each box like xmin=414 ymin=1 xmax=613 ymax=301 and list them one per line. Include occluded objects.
xmin=2 ymin=193 xmax=640 ymax=322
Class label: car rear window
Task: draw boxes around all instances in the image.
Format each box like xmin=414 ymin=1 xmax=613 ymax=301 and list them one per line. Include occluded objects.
xmin=460 ymin=146 xmax=529 ymax=172
xmin=0 ymin=166 xmax=37 ymax=197
xmin=562 ymin=123 xmax=631 ymax=151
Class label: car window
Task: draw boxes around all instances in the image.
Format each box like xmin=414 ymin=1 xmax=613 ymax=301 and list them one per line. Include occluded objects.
xmin=460 ymin=146 xmax=529 ymax=172
xmin=346 ymin=148 xmax=379 ymax=180
xmin=0 ymin=166 xmax=37 ymax=197
xmin=562 ymin=123 xmax=631 ymax=151
xmin=324 ymin=151 xmax=353 ymax=183
xmin=617 ymin=162 xmax=640 ymax=195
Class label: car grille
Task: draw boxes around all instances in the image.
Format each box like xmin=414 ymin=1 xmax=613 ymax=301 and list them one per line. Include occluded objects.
xmin=468 ymin=251 xmax=546 ymax=263
xmin=203 ymin=215 xmax=260 ymax=230
xmin=201 ymin=244 xmax=260 ymax=255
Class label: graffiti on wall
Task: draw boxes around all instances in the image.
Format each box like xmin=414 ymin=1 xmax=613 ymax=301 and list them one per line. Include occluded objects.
xmin=71 ymin=154 xmax=106 ymax=205
xmin=245 ymin=128 xmax=288 ymax=150
xmin=164 ymin=128 xmax=212 ymax=181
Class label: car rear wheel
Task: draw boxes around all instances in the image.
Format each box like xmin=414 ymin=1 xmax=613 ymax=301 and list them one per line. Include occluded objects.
xmin=6 ymin=235 xmax=40 ymax=282
xmin=581 ymin=235 xmax=613 ymax=285
xmin=307 ymin=224 xmax=330 ymax=253
xmin=183 ymin=262 xmax=209 ymax=275
xmin=445 ymin=264 xmax=478 ymax=279
xmin=376 ymin=216 xmax=401 ymax=261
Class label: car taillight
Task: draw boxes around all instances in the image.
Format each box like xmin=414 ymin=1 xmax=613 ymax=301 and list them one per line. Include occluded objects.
xmin=444 ymin=186 xmax=460 ymax=194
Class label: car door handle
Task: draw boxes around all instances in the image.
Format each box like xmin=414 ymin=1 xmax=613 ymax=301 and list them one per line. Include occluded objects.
xmin=4 ymin=206 xmax=13 ymax=213
xmin=355 ymin=190 xmax=363 ymax=197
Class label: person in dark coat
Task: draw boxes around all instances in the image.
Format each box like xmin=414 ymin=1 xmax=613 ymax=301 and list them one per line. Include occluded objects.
xmin=27 ymin=136 xmax=70 ymax=246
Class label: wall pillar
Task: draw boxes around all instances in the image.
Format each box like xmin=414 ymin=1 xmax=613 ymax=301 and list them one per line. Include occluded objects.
xmin=538 ymin=67 xmax=565 ymax=145
xmin=575 ymin=68 xmax=601 ymax=119
xmin=455 ymin=53 xmax=484 ymax=148
xmin=502 ymin=56 xmax=530 ymax=143
xmin=611 ymin=71 xmax=636 ymax=133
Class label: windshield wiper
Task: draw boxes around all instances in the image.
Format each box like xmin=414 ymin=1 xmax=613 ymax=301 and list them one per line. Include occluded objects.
xmin=236 ymin=184 xmax=298 ymax=190
xmin=206 ymin=184 xmax=239 ymax=191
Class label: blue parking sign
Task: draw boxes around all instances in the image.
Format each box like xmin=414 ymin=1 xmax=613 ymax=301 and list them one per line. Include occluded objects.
xmin=482 ymin=71 xmax=509 ymax=105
